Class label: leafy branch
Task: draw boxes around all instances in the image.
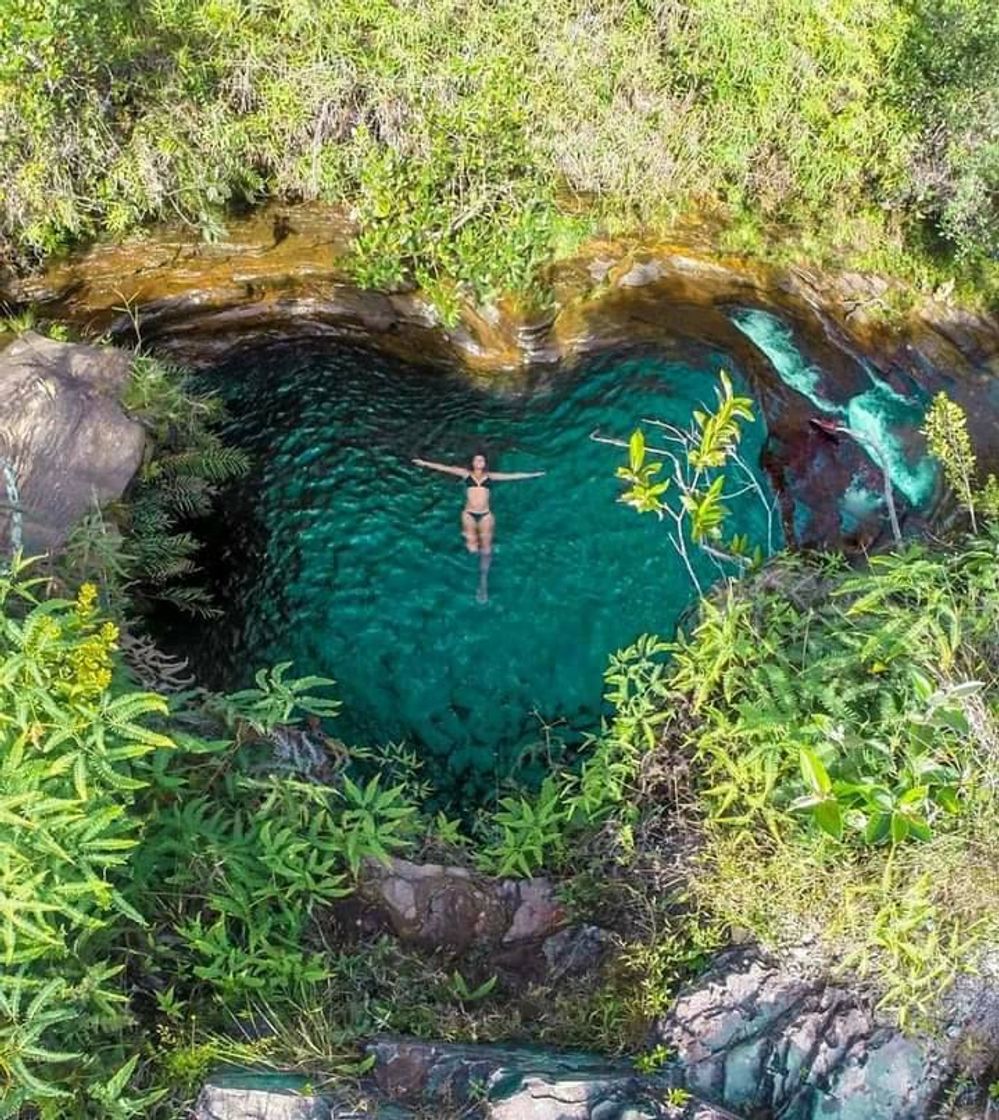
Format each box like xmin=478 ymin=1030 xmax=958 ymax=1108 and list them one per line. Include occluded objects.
xmin=594 ymin=370 xmax=775 ymax=594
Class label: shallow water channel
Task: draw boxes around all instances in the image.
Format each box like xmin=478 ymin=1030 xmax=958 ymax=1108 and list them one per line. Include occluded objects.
xmin=191 ymin=342 xmax=778 ymax=798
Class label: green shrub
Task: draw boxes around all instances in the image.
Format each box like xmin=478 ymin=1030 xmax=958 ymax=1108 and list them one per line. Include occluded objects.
xmin=612 ymin=370 xmax=775 ymax=593
xmin=61 ymin=353 xmax=249 ymax=619
xmin=922 ymin=392 xmax=999 ymax=532
xmin=893 ymin=0 xmax=999 ymax=264
xmin=0 ymin=559 xmax=171 ymax=1114
xmin=0 ymin=555 xmax=427 ymax=1112
xmin=670 ymin=537 xmax=999 ymax=1023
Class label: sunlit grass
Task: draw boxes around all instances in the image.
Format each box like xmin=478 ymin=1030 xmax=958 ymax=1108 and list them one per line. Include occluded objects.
xmin=2 ymin=0 xmax=997 ymax=312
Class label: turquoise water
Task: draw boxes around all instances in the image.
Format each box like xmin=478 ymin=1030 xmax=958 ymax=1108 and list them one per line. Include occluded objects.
xmin=192 ymin=344 xmax=776 ymax=796
xmin=729 ymin=309 xmax=936 ymax=509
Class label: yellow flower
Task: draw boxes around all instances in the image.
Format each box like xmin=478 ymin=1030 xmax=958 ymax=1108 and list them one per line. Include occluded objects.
xmin=76 ymin=582 xmax=99 ymax=617
xmin=66 ymin=630 xmax=116 ymax=699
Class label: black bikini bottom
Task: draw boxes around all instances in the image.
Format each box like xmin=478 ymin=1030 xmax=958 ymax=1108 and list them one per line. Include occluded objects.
xmin=465 ymin=510 xmax=491 ymax=523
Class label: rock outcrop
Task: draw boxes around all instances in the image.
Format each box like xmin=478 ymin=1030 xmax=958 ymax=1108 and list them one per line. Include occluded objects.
xmin=354 ymin=855 xmax=565 ymax=951
xmin=364 ymin=1039 xmax=721 ymax=1119
xmin=195 ymin=1081 xmax=335 ymax=1120
xmin=0 ymin=332 xmax=144 ymax=553
xmin=656 ymin=949 xmax=944 ymax=1120
xmin=193 ymin=948 xmax=971 ymax=1120
xmin=194 ymin=1042 xmax=734 ymax=1120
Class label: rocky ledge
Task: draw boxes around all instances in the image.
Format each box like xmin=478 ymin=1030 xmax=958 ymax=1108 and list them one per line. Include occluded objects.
xmin=191 ymin=943 xmax=995 ymax=1119
xmin=194 ymin=1044 xmax=733 ymax=1120
xmin=187 ymin=854 xmax=997 ymax=1120
xmin=5 ymin=204 xmax=999 ymax=551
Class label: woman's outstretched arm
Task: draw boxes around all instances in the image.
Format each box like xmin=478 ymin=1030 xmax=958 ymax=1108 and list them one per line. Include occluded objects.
xmin=412 ymin=458 xmax=468 ymax=477
xmin=488 ymin=470 xmax=546 ymax=481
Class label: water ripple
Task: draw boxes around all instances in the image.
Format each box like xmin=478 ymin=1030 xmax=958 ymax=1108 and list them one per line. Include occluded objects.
xmin=189 ymin=343 xmax=776 ymax=799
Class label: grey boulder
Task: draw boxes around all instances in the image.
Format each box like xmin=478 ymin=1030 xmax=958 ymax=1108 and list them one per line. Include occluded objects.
xmin=0 ymin=332 xmax=144 ymax=553
xmin=656 ymin=949 xmax=944 ymax=1120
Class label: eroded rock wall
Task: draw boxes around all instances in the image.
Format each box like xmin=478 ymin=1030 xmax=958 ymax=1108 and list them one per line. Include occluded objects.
xmin=7 ymin=205 xmax=999 ymax=551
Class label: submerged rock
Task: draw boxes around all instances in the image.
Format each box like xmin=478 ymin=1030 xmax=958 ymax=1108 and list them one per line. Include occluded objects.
xmin=0 ymin=332 xmax=144 ymax=553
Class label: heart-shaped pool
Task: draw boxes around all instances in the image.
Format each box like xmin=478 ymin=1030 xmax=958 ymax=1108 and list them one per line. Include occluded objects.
xmin=187 ymin=342 xmax=779 ymax=799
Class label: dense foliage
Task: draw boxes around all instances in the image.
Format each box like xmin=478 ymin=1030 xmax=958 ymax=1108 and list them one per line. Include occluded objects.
xmin=2 ymin=0 xmax=998 ymax=312
xmin=0 ymin=556 xmax=427 ymax=1115
xmin=685 ymin=542 xmax=999 ymax=1025
xmin=0 ymin=569 xmax=168 ymax=1116
xmin=5 ymin=522 xmax=998 ymax=1114
xmin=59 ymin=353 xmax=249 ymax=620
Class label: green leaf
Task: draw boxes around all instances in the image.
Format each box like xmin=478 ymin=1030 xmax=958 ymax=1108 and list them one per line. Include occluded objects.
xmin=934 ymin=786 xmax=961 ymax=814
xmin=890 ymin=812 xmax=910 ymax=844
xmin=897 ymin=785 xmax=929 ymax=808
xmin=799 ymin=748 xmax=832 ymax=797
xmin=813 ymin=798 xmax=843 ymax=840
xmin=906 ymin=816 xmax=932 ymax=842
xmin=103 ymin=1054 xmax=139 ymax=1101
xmin=629 ymin=429 xmax=645 ymax=472
xmin=864 ymin=812 xmax=891 ymax=844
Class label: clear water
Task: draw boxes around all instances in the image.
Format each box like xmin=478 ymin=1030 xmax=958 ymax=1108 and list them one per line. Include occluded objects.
xmin=192 ymin=343 xmax=777 ymax=798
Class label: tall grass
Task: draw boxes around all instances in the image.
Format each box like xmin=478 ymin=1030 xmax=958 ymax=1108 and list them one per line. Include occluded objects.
xmin=2 ymin=0 xmax=997 ymax=308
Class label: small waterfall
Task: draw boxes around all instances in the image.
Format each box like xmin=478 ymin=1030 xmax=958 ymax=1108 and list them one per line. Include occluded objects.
xmin=729 ymin=307 xmax=937 ymax=508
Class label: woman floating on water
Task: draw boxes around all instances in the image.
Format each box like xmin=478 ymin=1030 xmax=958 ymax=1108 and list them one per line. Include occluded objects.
xmin=411 ymin=453 xmax=545 ymax=601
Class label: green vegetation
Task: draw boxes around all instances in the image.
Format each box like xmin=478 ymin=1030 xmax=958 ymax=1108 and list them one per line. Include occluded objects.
xmin=6 ymin=523 xmax=998 ymax=1113
xmin=2 ymin=0 xmax=998 ymax=314
xmin=611 ymin=370 xmax=774 ymax=591
xmin=922 ymin=391 xmax=999 ymax=533
xmin=4 ymin=3 xmax=999 ymax=1101
xmin=464 ymin=531 xmax=999 ymax=1017
xmin=0 ymin=550 xmax=715 ymax=1114
xmin=61 ymin=353 xmax=249 ymax=619
xmin=0 ymin=557 xmax=407 ymax=1114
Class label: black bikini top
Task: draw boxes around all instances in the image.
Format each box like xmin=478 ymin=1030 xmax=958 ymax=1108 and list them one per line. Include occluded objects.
xmin=465 ymin=474 xmax=491 ymax=489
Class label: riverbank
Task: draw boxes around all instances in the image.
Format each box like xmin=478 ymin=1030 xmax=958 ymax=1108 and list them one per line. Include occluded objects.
xmin=4 ymin=1 xmax=998 ymax=319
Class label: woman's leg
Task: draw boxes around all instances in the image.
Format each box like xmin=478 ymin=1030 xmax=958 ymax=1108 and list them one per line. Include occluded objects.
xmin=461 ymin=511 xmax=479 ymax=552
xmin=476 ymin=514 xmax=494 ymax=602
xmin=479 ymin=513 xmax=495 ymax=555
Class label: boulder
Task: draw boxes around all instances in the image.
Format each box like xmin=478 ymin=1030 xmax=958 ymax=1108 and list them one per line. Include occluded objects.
xmin=365 ymin=1039 xmax=724 ymax=1119
xmin=0 ymin=333 xmax=144 ymax=553
xmin=193 ymin=1070 xmax=412 ymax=1120
xmin=354 ymin=856 xmax=566 ymax=953
xmin=194 ymin=1083 xmax=332 ymax=1120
